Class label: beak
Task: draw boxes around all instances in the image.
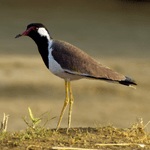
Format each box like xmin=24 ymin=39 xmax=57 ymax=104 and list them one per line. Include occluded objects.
xmin=15 ymin=26 xmax=36 ymax=38
xmin=15 ymin=26 xmax=35 ymax=38
xmin=15 ymin=34 xmax=22 ymax=38
xmin=15 ymin=29 xmax=29 ymax=38
xmin=15 ymin=30 xmax=27 ymax=38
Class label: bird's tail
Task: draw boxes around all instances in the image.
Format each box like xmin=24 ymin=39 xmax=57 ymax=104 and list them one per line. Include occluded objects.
xmin=119 ymin=76 xmax=137 ymax=88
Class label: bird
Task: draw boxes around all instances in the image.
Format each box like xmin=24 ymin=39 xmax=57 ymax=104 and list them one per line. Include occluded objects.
xmin=15 ymin=23 xmax=137 ymax=132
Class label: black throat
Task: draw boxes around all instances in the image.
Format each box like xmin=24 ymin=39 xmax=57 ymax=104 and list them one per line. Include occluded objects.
xmin=29 ymin=33 xmax=50 ymax=68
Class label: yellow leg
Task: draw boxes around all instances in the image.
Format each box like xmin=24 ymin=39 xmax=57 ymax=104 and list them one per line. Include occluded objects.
xmin=67 ymin=82 xmax=74 ymax=133
xmin=56 ymin=80 xmax=69 ymax=131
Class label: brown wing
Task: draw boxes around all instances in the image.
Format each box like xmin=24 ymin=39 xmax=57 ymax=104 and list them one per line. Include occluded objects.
xmin=51 ymin=40 xmax=126 ymax=82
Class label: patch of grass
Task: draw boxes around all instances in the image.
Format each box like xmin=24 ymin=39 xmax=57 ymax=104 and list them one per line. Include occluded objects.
xmin=23 ymin=107 xmax=56 ymax=130
xmin=0 ymin=120 xmax=150 ymax=149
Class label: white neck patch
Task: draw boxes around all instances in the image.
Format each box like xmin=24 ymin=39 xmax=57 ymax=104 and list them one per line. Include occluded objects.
xmin=37 ymin=27 xmax=50 ymax=40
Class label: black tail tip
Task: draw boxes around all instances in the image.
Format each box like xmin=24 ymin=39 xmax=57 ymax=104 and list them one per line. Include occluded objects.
xmin=119 ymin=76 xmax=137 ymax=87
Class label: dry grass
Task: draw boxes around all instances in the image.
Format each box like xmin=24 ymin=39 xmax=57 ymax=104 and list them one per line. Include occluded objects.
xmin=0 ymin=122 xmax=150 ymax=150
xmin=0 ymin=106 xmax=150 ymax=149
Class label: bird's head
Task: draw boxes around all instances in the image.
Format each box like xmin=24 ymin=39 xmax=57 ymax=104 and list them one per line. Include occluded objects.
xmin=15 ymin=23 xmax=51 ymax=40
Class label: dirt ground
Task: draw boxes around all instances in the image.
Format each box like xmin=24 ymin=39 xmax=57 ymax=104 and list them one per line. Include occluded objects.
xmin=1 ymin=125 xmax=150 ymax=150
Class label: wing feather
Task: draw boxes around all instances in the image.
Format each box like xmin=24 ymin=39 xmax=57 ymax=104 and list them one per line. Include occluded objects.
xmin=51 ymin=40 xmax=127 ymax=82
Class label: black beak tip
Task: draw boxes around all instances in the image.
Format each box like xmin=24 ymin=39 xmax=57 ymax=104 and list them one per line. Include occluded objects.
xmin=15 ymin=34 xmax=22 ymax=38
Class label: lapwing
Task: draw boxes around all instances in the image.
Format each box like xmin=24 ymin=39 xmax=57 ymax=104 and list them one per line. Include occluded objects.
xmin=15 ymin=23 xmax=137 ymax=132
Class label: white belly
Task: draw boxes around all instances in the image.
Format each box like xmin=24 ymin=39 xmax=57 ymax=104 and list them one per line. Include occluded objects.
xmin=48 ymin=47 xmax=82 ymax=81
